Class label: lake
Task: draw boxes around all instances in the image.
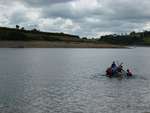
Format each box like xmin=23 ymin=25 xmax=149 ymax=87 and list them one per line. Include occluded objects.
xmin=0 ymin=47 xmax=150 ymax=113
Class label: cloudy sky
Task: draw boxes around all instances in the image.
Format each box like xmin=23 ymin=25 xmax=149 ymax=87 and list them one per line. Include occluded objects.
xmin=0 ymin=0 xmax=150 ymax=37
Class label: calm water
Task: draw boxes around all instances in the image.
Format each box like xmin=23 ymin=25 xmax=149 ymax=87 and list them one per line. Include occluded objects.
xmin=0 ymin=48 xmax=150 ymax=113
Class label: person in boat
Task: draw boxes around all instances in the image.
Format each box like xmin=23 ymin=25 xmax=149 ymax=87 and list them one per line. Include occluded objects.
xmin=127 ymin=69 xmax=132 ymax=76
xmin=117 ymin=64 xmax=123 ymax=73
xmin=111 ymin=61 xmax=117 ymax=75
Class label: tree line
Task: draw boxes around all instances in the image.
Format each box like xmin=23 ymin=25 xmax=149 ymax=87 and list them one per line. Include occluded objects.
xmin=98 ymin=31 xmax=150 ymax=45
xmin=1 ymin=25 xmax=150 ymax=45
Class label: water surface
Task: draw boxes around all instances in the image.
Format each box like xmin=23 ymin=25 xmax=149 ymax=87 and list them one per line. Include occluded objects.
xmin=0 ymin=48 xmax=150 ymax=113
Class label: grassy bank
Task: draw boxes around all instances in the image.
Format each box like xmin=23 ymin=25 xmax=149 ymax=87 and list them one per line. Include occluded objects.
xmin=0 ymin=41 xmax=125 ymax=48
xmin=0 ymin=26 xmax=126 ymax=48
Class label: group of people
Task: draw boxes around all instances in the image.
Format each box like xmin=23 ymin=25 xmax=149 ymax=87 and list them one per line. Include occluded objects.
xmin=106 ymin=61 xmax=132 ymax=77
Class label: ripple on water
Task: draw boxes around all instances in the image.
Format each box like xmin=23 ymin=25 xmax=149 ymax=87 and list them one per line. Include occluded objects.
xmin=0 ymin=48 xmax=150 ymax=113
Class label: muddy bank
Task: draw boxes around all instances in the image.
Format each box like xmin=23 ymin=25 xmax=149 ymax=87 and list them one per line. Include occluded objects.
xmin=0 ymin=41 xmax=126 ymax=48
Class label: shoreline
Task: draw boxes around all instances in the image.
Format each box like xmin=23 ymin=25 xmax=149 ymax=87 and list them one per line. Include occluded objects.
xmin=0 ymin=41 xmax=126 ymax=48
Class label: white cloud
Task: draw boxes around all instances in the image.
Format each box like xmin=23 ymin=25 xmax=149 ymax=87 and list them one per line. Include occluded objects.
xmin=38 ymin=17 xmax=80 ymax=34
xmin=71 ymin=0 xmax=99 ymax=10
xmin=26 ymin=9 xmax=42 ymax=20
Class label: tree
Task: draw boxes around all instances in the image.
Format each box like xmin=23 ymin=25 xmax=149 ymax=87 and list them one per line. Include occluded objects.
xmin=16 ymin=25 xmax=20 ymax=29
xmin=21 ymin=27 xmax=25 ymax=30
xmin=31 ymin=28 xmax=40 ymax=32
xmin=82 ymin=37 xmax=87 ymax=40
xmin=130 ymin=31 xmax=136 ymax=37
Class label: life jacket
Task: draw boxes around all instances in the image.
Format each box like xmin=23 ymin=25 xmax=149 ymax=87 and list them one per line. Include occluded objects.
xmin=106 ymin=68 xmax=112 ymax=76
xmin=127 ymin=69 xmax=132 ymax=76
xmin=127 ymin=71 xmax=132 ymax=76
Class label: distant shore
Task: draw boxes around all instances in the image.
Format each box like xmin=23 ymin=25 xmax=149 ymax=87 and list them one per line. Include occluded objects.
xmin=0 ymin=41 xmax=126 ymax=48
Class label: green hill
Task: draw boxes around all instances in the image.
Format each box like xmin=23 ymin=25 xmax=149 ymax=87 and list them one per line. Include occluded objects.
xmin=0 ymin=27 xmax=80 ymax=42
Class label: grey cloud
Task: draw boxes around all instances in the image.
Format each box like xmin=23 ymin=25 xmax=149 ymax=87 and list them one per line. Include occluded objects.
xmin=41 ymin=3 xmax=98 ymax=20
xmin=102 ymin=0 xmax=150 ymax=21
xmin=41 ymin=3 xmax=76 ymax=19
xmin=8 ymin=11 xmax=28 ymax=25
xmin=1 ymin=0 xmax=150 ymax=37
xmin=21 ymin=0 xmax=77 ymax=7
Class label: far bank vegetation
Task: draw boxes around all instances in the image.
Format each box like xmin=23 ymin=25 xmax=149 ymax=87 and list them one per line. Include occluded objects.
xmin=1 ymin=25 xmax=150 ymax=46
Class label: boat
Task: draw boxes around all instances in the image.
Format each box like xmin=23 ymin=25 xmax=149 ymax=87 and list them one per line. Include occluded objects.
xmin=106 ymin=61 xmax=133 ymax=78
xmin=106 ymin=67 xmax=127 ymax=78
